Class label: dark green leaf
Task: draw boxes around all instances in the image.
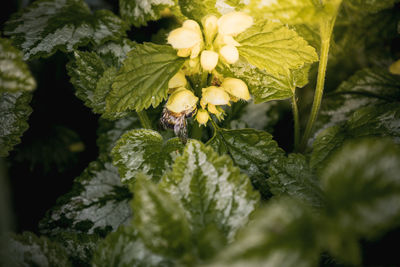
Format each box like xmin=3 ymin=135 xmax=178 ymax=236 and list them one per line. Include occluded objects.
xmin=268 ymin=154 xmax=325 ymax=208
xmin=236 ymin=20 xmax=318 ymax=76
xmin=344 ymin=0 xmax=398 ymax=14
xmin=0 ymin=91 xmax=32 ymax=157
xmin=160 ymin=140 xmax=260 ymax=242
xmin=132 ymin=175 xmax=192 ymax=258
xmin=4 ymin=0 xmax=127 ymax=60
xmin=0 ymin=38 xmax=36 ymax=93
xmin=95 ymin=39 xmax=136 ymax=69
xmin=0 ymin=232 xmax=71 ymax=267
xmin=107 ymin=42 xmax=185 ymax=112
xmin=208 ymin=128 xmax=284 ymax=198
xmin=39 ymin=159 xmax=132 ymax=236
xmin=178 ymin=0 xmax=219 ymax=22
xmin=92 ymin=226 xmax=173 ymax=267
xmin=111 ymin=129 xmax=184 ymax=183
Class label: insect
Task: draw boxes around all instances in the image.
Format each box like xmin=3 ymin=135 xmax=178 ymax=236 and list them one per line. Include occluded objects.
xmin=160 ymin=106 xmax=197 ymax=144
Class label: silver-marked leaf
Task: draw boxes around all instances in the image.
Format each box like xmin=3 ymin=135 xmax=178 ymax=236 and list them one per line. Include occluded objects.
xmin=206 ymin=198 xmax=319 ymax=267
xmin=120 ymin=0 xmax=179 ymax=27
xmin=39 ymin=159 xmax=132 ymax=236
xmin=4 ymin=0 xmax=128 ymax=60
xmin=178 ymin=0 xmax=220 ymax=22
xmin=132 ymin=175 xmax=192 ymax=258
xmin=0 ymin=232 xmax=71 ymax=267
xmin=218 ymin=59 xmax=311 ymax=103
xmin=160 ymin=140 xmax=260 ymax=242
xmin=0 ymin=38 xmax=36 ymax=93
xmin=95 ymin=39 xmax=136 ymax=68
xmin=268 ymin=154 xmax=325 ymax=208
xmin=111 ymin=129 xmax=184 ymax=183
xmin=208 ymin=128 xmax=284 ymax=198
xmin=236 ymin=20 xmax=318 ymax=76
xmin=92 ymin=226 xmax=173 ymax=267
xmin=107 ymin=42 xmax=185 ymax=112
xmin=0 ymin=91 xmax=32 ymax=157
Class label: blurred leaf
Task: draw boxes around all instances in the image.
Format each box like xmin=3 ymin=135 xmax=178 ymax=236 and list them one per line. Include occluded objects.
xmin=344 ymin=0 xmax=399 ymax=14
xmin=92 ymin=226 xmax=172 ymax=267
xmin=236 ymin=20 xmax=318 ymax=76
xmin=132 ymin=175 xmax=192 ymax=258
xmin=0 ymin=232 xmax=71 ymax=267
xmin=111 ymin=129 xmax=184 ymax=183
xmin=39 ymin=159 xmax=132 ymax=236
xmin=160 ymin=140 xmax=260 ymax=243
xmin=268 ymin=154 xmax=325 ymax=208
xmin=208 ymin=128 xmax=284 ymax=198
xmin=0 ymin=91 xmax=32 ymax=157
xmin=178 ymin=0 xmax=219 ymax=22
xmin=4 ymin=0 xmax=128 ymax=60
xmin=107 ymin=42 xmax=185 ymax=112
xmin=0 ymin=38 xmax=36 ymax=93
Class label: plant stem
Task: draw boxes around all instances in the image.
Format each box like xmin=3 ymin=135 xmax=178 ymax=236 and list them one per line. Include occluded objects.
xmin=137 ymin=110 xmax=152 ymax=129
xmin=291 ymin=93 xmax=300 ymax=152
xmin=300 ymin=19 xmax=336 ymax=151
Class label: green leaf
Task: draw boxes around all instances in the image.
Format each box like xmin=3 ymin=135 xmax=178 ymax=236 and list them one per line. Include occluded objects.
xmin=207 ymin=198 xmax=319 ymax=267
xmin=4 ymin=0 xmax=127 ymax=60
xmin=107 ymin=42 xmax=185 ymax=112
xmin=0 ymin=91 xmax=32 ymax=157
xmin=111 ymin=129 xmax=184 ymax=183
xmin=236 ymin=20 xmax=318 ymax=76
xmin=160 ymin=140 xmax=260 ymax=242
xmin=120 ymin=0 xmax=178 ymax=27
xmin=0 ymin=38 xmax=36 ymax=93
xmin=208 ymin=128 xmax=284 ymax=198
xmin=321 ymin=139 xmax=400 ymax=262
xmin=178 ymin=0 xmax=219 ymax=22
xmin=344 ymin=0 xmax=398 ymax=14
xmin=0 ymin=232 xmax=71 ymax=267
xmin=218 ymin=59 xmax=311 ymax=103
xmin=92 ymin=226 xmax=172 ymax=267
xmin=132 ymin=175 xmax=192 ymax=258
xmin=268 ymin=154 xmax=325 ymax=208
xmin=95 ymin=39 xmax=137 ymax=68
xmin=39 ymin=158 xmax=132 ymax=236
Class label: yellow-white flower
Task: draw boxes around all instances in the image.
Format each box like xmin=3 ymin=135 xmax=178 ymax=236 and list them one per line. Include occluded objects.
xmin=200 ymin=50 xmax=219 ymax=71
xmin=196 ymin=109 xmax=210 ymax=125
xmin=218 ymin=12 xmax=253 ymax=36
xmin=202 ymin=15 xmax=218 ymax=45
xmin=221 ymin=77 xmax=250 ymax=101
xmin=168 ymin=20 xmax=203 ymax=58
xmin=389 ymin=59 xmax=400 ymax=75
xmin=168 ymin=71 xmax=187 ymax=91
xmin=166 ymin=88 xmax=198 ymax=113
xmin=201 ymin=86 xmax=231 ymax=106
xmin=219 ymin=45 xmax=239 ymax=64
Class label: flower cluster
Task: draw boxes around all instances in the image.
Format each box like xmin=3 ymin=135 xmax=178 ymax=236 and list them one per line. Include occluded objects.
xmin=166 ymin=12 xmax=253 ymax=127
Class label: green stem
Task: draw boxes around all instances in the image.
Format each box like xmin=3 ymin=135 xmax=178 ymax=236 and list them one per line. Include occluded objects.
xmin=300 ymin=18 xmax=336 ymax=151
xmin=291 ymin=93 xmax=300 ymax=152
xmin=137 ymin=110 xmax=152 ymax=129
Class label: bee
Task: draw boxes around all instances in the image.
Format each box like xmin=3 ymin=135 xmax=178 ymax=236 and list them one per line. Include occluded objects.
xmin=160 ymin=106 xmax=197 ymax=144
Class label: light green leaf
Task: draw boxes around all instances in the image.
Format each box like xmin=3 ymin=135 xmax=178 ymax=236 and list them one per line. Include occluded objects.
xmin=39 ymin=159 xmax=132 ymax=236
xmin=111 ymin=129 xmax=184 ymax=183
xmin=268 ymin=154 xmax=325 ymax=208
xmin=207 ymin=198 xmax=319 ymax=267
xmin=0 ymin=232 xmax=71 ymax=267
xmin=236 ymin=20 xmax=318 ymax=76
xmin=0 ymin=91 xmax=32 ymax=157
xmin=0 ymin=38 xmax=36 ymax=93
xmin=321 ymin=139 xmax=400 ymax=262
xmin=132 ymin=175 xmax=192 ymax=258
xmin=208 ymin=128 xmax=284 ymax=198
xmin=218 ymin=59 xmax=311 ymax=103
xmin=92 ymin=226 xmax=173 ymax=267
xmin=107 ymin=42 xmax=185 ymax=112
xmin=120 ymin=0 xmax=178 ymax=27
xmin=4 ymin=0 xmax=127 ymax=60
xmin=178 ymin=0 xmax=219 ymax=22
xmin=160 ymin=140 xmax=260 ymax=242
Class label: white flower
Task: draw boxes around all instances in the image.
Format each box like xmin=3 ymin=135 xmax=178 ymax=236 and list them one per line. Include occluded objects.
xmin=196 ymin=109 xmax=210 ymax=125
xmin=166 ymin=88 xmax=198 ymax=113
xmin=218 ymin=12 xmax=253 ymax=36
xmin=219 ymin=45 xmax=239 ymax=64
xmin=222 ymin=77 xmax=250 ymax=101
xmin=201 ymin=86 xmax=230 ymax=106
xmin=168 ymin=71 xmax=187 ymax=90
xmin=168 ymin=20 xmax=203 ymax=58
xmin=200 ymin=50 xmax=219 ymax=71
xmin=202 ymin=15 xmax=218 ymax=44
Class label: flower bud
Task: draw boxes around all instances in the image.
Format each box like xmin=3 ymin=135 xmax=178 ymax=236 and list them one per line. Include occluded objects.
xmin=202 ymin=86 xmax=230 ymax=106
xmin=166 ymin=88 xmax=199 ymax=113
xmin=168 ymin=71 xmax=187 ymax=90
xmin=196 ymin=109 xmax=210 ymax=125
xmin=218 ymin=12 xmax=253 ymax=36
xmin=200 ymin=50 xmax=219 ymax=71
xmin=389 ymin=59 xmax=400 ymax=75
xmin=219 ymin=45 xmax=239 ymax=64
xmin=207 ymin=104 xmax=221 ymax=115
xmin=221 ymin=77 xmax=250 ymax=101
xmin=202 ymin=15 xmax=218 ymax=44
xmin=168 ymin=27 xmax=201 ymax=49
